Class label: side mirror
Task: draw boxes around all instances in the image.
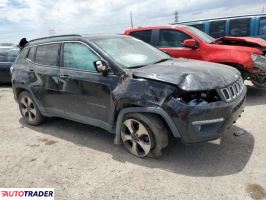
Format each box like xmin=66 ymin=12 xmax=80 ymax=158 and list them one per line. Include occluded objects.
xmin=94 ymin=60 xmax=110 ymax=76
xmin=182 ymin=39 xmax=198 ymax=49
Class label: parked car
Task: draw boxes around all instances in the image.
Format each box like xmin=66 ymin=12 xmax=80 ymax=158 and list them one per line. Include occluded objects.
xmin=176 ymin=14 xmax=266 ymax=40
xmin=0 ymin=46 xmax=18 ymax=84
xmin=125 ymin=25 xmax=266 ymax=88
xmin=12 ymin=34 xmax=246 ymax=158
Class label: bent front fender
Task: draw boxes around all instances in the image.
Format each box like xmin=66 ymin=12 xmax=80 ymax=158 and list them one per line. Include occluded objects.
xmin=114 ymin=107 xmax=181 ymax=145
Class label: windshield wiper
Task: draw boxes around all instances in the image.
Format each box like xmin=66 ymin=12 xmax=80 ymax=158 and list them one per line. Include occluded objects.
xmin=154 ymin=58 xmax=172 ymax=64
xmin=128 ymin=58 xmax=172 ymax=69
xmin=127 ymin=65 xmax=145 ymax=69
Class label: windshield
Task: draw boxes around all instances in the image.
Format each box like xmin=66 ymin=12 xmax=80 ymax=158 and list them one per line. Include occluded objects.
xmin=186 ymin=26 xmax=215 ymax=44
xmin=92 ymin=36 xmax=170 ymax=68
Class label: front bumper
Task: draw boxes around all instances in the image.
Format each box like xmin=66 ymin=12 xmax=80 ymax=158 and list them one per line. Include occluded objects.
xmin=0 ymin=71 xmax=11 ymax=83
xmin=255 ymin=62 xmax=266 ymax=72
xmin=163 ymin=86 xmax=247 ymax=144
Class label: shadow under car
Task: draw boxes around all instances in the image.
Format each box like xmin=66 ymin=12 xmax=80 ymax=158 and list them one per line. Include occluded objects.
xmin=19 ymin=117 xmax=254 ymax=177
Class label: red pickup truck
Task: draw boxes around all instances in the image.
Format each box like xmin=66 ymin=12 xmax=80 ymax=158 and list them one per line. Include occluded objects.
xmin=125 ymin=25 xmax=266 ymax=88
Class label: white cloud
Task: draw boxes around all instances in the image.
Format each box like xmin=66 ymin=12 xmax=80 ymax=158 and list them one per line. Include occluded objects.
xmin=0 ymin=0 xmax=265 ymax=42
xmin=0 ymin=0 xmax=8 ymax=7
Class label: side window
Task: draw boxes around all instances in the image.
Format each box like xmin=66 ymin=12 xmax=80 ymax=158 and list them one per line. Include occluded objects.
xmin=35 ymin=44 xmax=60 ymax=66
xmin=63 ymin=42 xmax=100 ymax=72
xmin=229 ymin=18 xmax=251 ymax=36
xmin=209 ymin=20 xmax=226 ymax=38
xmin=259 ymin=17 xmax=266 ymax=35
xmin=159 ymin=29 xmax=192 ymax=47
xmin=27 ymin=47 xmax=36 ymax=62
xmin=0 ymin=51 xmax=7 ymax=62
xmin=191 ymin=24 xmax=205 ymax=32
xmin=7 ymin=50 xmax=18 ymax=62
xmin=0 ymin=49 xmax=18 ymax=62
xmin=130 ymin=30 xmax=152 ymax=44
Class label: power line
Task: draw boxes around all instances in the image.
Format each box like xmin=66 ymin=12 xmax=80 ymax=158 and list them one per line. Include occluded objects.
xmin=48 ymin=29 xmax=56 ymax=36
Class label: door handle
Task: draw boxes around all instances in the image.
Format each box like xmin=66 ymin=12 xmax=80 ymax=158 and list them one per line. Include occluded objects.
xmin=59 ymin=75 xmax=71 ymax=79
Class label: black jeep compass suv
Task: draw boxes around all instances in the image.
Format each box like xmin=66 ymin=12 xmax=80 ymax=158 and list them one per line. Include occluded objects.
xmin=11 ymin=34 xmax=246 ymax=158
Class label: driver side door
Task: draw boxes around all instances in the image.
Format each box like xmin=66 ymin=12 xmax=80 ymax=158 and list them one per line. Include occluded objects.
xmin=58 ymin=41 xmax=118 ymax=130
xmin=156 ymin=29 xmax=202 ymax=60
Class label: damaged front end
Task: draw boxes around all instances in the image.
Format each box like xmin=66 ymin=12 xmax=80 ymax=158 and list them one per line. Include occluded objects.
xmin=174 ymin=89 xmax=221 ymax=106
xmin=249 ymin=54 xmax=266 ymax=87
xmin=216 ymin=36 xmax=266 ymax=55
xmin=160 ymin=77 xmax=246 ymax=143
xmin=119 ymin=61 xmax=247 ymax=144
xmin=251 ymin=54 xmax=266 ymax=72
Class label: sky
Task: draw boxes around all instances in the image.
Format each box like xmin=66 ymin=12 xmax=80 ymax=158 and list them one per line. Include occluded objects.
xmin=0 ymin=0 xmax=266 ymax=43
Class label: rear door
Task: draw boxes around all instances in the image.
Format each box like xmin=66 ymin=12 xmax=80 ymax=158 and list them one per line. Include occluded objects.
xmin=127 ymin=30 xmax=157 ymax=46
xmin=156 ymin=29 xmax=202 ymax=60
xmin=28 ymin=43 xmax=62 ymax=115
xmin=58 ymin=41 xmax=118 ymax=129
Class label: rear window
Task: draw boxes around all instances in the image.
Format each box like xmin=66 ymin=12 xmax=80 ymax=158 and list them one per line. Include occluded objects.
xmin=129 ymin=30 xmax=152 ymax=44
xmin=0 ymin=52 xmax=7 ymax=62
xmin=209 ymin=20 xmax=226 ymax=38
xmin=259 ymin=17 xmax=266 ymax=35
xmin=190 ymin=24 xmax=205 ymax=32
xmin=229 ymin=18 xmax=251 ymax=36
xmin=0 ymin=49 xmax=18 ymax=62
xmin=35 ymin=44 xmax=60 ymax=66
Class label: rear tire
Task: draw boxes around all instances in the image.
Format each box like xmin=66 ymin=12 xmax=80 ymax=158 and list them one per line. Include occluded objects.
xmin=18 ymin=91 xmax=44 ymax=126
xmin=120 ymin=113 xmax=168 ymax=158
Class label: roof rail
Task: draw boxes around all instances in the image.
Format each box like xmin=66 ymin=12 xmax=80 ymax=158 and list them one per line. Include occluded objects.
xmin=29 ymin=34 xmax=82 ymax=43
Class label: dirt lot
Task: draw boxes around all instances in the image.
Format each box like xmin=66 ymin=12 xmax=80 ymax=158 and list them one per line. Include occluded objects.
xmin=0 ymin=82 xmax=266 ymax=200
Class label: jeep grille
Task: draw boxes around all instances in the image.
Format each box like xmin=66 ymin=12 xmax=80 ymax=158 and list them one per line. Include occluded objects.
xmin=220 ymin=78 xmax=244 ymax=102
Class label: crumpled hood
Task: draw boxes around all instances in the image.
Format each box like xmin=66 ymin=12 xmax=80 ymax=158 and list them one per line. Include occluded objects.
xmin=132 ymin=58 xmax=241 ymax=91
xmin=216 ymin=36 xmax=266 ymax=48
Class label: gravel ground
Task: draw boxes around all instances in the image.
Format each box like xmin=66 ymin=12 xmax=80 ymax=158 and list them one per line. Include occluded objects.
xmin=0 ymin=82 xmax=265 ymax=200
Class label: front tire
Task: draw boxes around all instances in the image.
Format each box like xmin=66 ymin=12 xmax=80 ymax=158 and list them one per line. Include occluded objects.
xmin=251 ymin=79 xmax=266 ymax=89
xmin=120 ymin=113 xmax=168 ymax=158
xmin=250 ymin=73 xmax=266 ymax=89
xmin=18 ymin=91 xmax=44 ymax=126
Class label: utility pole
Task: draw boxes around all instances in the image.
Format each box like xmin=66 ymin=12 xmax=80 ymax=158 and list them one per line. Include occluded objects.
xmin=262 ymin=6 xmax=265 ymax=14
xmin=174 ymin=10 xmax=179 ymax=24
xmin=130 ymin=11 xmax=134 ymax=29
xmin=48 ymin=29 xmax=55 ymax=36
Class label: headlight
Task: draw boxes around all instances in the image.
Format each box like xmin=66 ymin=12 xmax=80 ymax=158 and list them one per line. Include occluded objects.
xmin=10 ymin=65 xmax=14 ymax=74
xmin=252 ymin=54 xmax=266 ymax=62
xmin=251 ymin=54 xmax=266 ymax=71
xmin=251 ymin=54 xmax=259 ymax=61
